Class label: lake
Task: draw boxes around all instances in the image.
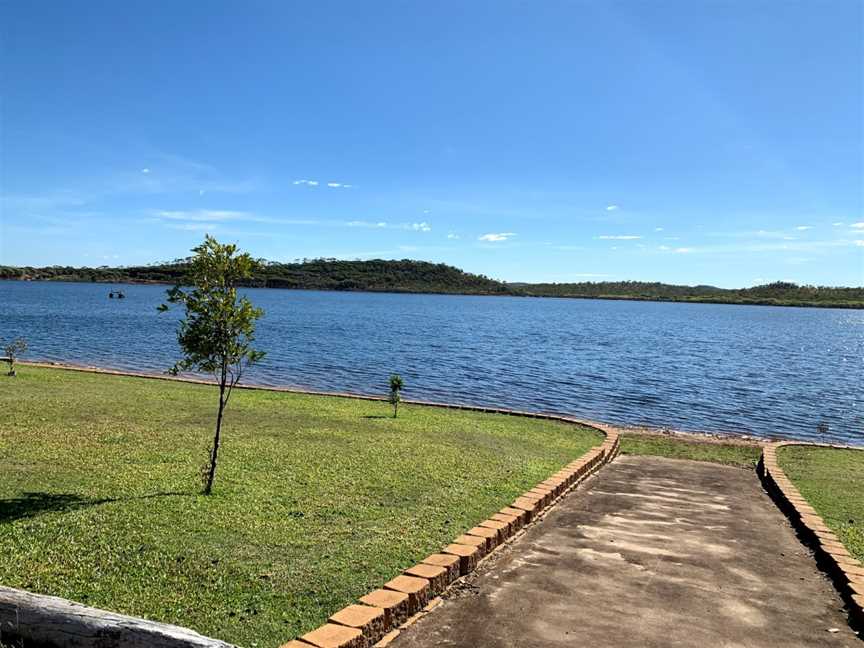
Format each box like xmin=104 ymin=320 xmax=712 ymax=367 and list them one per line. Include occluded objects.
xmin=1 ymin=280 xmax=861 ymax=445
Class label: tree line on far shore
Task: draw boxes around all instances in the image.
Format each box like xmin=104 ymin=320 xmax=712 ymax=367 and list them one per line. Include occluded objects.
xmin=1 ymin=259 xmax=862 ymax=308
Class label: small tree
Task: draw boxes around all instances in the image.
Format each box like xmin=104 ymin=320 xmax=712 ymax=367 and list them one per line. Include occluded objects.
xmin=389 ymin=374 xmax=403 ymax=418
xmin=3 ymin=338 xmax=27 ymax=376
xmin=158 ymin=236 xmax=265 ymax=495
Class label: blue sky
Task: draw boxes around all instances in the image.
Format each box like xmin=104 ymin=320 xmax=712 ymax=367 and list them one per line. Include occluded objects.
xmin=1 ymin=1 xmax=861 ymax=287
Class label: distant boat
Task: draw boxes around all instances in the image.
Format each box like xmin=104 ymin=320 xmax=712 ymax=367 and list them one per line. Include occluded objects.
xmin=108 ymin=290 xmax=126 ymax=299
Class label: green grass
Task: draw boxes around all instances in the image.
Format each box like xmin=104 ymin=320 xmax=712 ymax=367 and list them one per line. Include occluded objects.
xmin=0 ymin=367 xmax=601 ymax=647
xmin=620 ymin=433 xmax=761 ymax=468
xmin=778 ymin=446 xmax=864 ymax=563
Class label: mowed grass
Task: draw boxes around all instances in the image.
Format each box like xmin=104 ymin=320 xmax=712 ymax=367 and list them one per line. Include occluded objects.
xmin=778 ymin=445 xmax=864 ymax=563
xmin=620 ymin=433 xmax=761 ymax=468
xmin=0 ymin=367 xmax=601 ymax=647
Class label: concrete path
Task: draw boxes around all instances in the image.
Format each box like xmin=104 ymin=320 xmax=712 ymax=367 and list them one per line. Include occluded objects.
xmin=392 ymin=456 xmax=859 ymax=647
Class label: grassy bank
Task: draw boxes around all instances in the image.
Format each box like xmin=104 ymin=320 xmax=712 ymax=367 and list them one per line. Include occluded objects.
xmin=778 ymin=446 xmax=864 ymax=563
xmin=0 ymin=367 xmax=601 ymax=647
xmin=620 ymin=433 xmax=762 ymax=468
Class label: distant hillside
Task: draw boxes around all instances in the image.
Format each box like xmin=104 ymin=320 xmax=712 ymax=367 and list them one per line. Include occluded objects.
xmin=0 ymin=259 xmax=511 ymax=295
xmin=1 ymin=261 xmax=861 ymax=308
xmin=514 ymin=280 xmax=864 ymax=308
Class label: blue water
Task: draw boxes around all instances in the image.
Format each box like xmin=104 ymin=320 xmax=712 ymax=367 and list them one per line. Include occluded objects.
xmin=1 ymin=280 xmax=862 ymax=444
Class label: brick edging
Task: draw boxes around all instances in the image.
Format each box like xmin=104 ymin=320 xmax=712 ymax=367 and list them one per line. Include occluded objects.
xmin=758 ymin=442 xmax=864 ymax=629
xmin=285 ymin=427 xmax=620 ymax=648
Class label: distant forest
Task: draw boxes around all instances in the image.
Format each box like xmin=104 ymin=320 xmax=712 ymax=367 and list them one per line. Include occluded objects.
xmin=1 ymin=259 xmax=862 ymax=308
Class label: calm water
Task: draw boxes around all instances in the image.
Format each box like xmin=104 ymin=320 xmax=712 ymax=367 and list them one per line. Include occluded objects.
xmin=1 ymin=280 xmax=862 ymax=444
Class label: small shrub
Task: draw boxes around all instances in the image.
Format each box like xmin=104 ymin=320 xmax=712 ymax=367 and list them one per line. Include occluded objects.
xmin=3 ymin=338 xmax=27 ymax=377
xmin=389 ymin=374 xmax=403 ymax=418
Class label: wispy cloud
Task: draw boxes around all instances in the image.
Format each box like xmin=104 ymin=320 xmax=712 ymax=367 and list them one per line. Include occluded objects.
xmin=347 ymin=220 xmax=387 ymax=228
xmin=606 ymin=205 xmax=619 ymax=211
xmin=155 ymin=209 xmax=250 ymax=222
xmin=855 ymin=240 xmax=864 ymax=247
xmin=166 ymin=222 xmax=220 ymax=232
xmin=447 ymin=233 xmax=460 ymax=240
xmin=293 ymin=179 xmax=319 ymax=186
xmin=140 ymin=168 xmax=150 ymax=174
xmin=479 ymin=232 xmax=516 ymax=242
xmin=851 ymin=222 xmax=864 ymax=229
xmin=795 ymin=225 xmax=813 ymax=231
xmin=596 ymin=235 xmax=642 ymax=240
xmin=654 ymin=227 xmax=664 ymax=232
xmin=411 ymin=222 xmax=431 ymax=232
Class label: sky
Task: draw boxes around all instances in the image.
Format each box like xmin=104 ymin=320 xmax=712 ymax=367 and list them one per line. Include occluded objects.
xmin=1 ymin=1 xmax=862 ymax=287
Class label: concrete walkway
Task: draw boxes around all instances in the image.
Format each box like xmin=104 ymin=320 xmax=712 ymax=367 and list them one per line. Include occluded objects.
xmin=392 ymin=456 xmax=859 ymax=647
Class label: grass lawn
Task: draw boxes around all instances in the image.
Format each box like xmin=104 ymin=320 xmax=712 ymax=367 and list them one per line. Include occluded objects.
xmin=0 ymin=366 xmax=601 ymax=647
xmin=620 ymin=433 xmax=761 ymax=468
xmin=778 ymin=445 xmax=864 ymax=563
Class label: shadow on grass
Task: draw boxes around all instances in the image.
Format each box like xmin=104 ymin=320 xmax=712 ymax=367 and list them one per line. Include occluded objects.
xmin=0 ymin=491 xmax=194 ymax=524
xmin=362 ymin=415 xmax=393 ymax=419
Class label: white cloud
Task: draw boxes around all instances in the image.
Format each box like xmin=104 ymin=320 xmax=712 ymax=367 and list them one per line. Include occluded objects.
xmin=596 ymin=235 xmax=642 ymax=240
xmin=795 ymin=225 xmax=813 ymax=231
xmin=166 ymin=222 xmax=219 ymax=232
xmin=156 ymin=209 xmax=250 ymax=222
xmin=447 ymin=233 xmax=460 ymax=240
xmin=347 ymin=220 xmax=387 ymax=228
xmin=674 ymin=247 xmax=693 ymax=253
xmin=855 ymin=240 xmax=864 ymax=247
xmin=411 ymin=222 xmax=431 ymax=232
xmin=606 ymin=205 xmax=619 ymax=211
xmin=654 ymin=227 xmax=664 ymax=232
xmin=479 ymin=232 xmax=515 ymax=242
xmin=327 ymin=182 xmax=342 ymax=188
xmin=851 ymin=222 xmax=864 ymax=229
xmin=293 ymin=179 xmax=319 ymax=186
xmin=140 ymin=168 xmax=151 ymax=174
xmin=658 ymin=245 xmax=670 ymax=251
xmin=833 ymin=222 xmax=844 ymax=226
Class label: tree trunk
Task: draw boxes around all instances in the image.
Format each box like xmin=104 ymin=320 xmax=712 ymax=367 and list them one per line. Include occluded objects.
xmin=0 ymin=585 xmax=237 ymax=647
xmin=393 ymin=400 xmax=398 ymax=419
xmin=203 ymin=366 xmax=227 ymax=495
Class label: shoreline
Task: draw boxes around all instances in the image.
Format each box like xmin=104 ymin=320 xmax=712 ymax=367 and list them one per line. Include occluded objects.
xmin=2 ymin=278 xmax=862 ymax=310
xmin=18 ymin=359 xmax=829 ymax=449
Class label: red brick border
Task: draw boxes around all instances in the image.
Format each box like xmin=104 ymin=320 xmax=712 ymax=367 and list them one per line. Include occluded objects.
xmin=13 ymin=362 xmax=621 ymax=648
xmin=759 ymin=442 xmax=864 ymax=630
xmin=284 ymin=428 xmax=620 ymax=647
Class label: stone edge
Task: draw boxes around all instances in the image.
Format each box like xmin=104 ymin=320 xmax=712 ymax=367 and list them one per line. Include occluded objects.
xmin=4 ymin=362 xmax=620 ymax=648
xmin=758 ymin=441 xmax=864 ymax=630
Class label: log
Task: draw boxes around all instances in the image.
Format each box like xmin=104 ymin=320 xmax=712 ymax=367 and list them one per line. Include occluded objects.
xmin=0 ymin=586 xmax=237 ymax=647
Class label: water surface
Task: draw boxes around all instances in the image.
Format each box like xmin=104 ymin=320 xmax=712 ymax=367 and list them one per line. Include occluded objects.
xmin=2 ymin=280 xmax=861 ymax=444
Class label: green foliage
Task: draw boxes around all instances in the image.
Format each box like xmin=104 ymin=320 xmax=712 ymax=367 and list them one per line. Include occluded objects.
xmin=0 ymin=366 xmax=602 ymax=647
xmin=388 ymin=373 xmax=404 ymax=418
xmin=516 ymin=280 xmax=864 ymax=308
xmin=620 ymin=434 xmax=761 ymax=468
xmin=2 ymin=260 xmax=861 ymax=307
xmin=158 ymin=236 xmax=265 ymax=494
xmin=3 ymin=337 xmax=27 ymax=376
xmin=779 ymin=446 xmax=864 ymax=563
